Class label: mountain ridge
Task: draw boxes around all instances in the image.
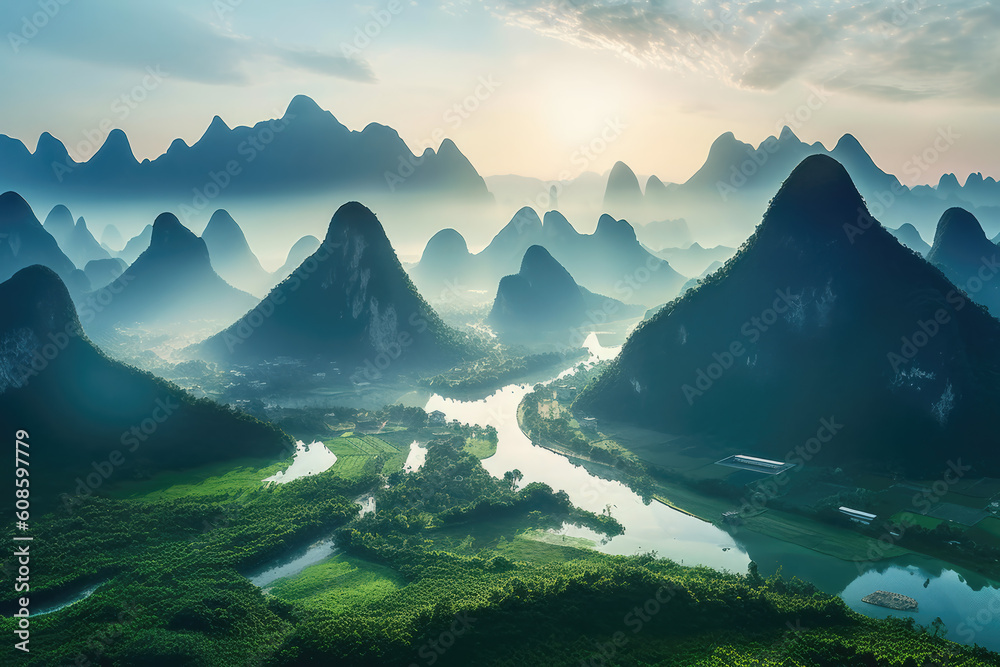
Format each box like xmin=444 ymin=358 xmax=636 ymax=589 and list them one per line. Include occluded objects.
xmin=576 ymin=155 xmax=1000 ymax=475
xmin=0 ymin=95 xmax=492 ymax=202
xmin=197 ymin=202 xmax=475 ymax=377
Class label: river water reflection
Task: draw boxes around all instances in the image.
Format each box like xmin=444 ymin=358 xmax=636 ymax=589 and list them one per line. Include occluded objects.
xmin=423 ymin=333 xmax=1000 ymax=650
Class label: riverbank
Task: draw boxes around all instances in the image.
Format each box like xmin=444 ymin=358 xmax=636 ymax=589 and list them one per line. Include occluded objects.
xmin=516 ymin=395 xmax=917 ymax=565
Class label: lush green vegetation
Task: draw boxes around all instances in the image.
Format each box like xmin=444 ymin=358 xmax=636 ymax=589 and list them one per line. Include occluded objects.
xmin=0 ymin=468 xmax=370 ymax=666
xmin=463 ymin=436 xmax=497 ymax=460
xmin=3 ymin=432 xmax=998 ymax=666
xmin=325 ymin=434 xmax=409 ymax=480
xmin=422 ymin=348 xmax=588 ymax=397
xmin=266 ymin=554 xmax=406 ymax=615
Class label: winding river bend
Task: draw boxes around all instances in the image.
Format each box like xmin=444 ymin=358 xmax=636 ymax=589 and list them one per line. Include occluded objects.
xmin=422 ymin=333 xmax=1000 ymax=650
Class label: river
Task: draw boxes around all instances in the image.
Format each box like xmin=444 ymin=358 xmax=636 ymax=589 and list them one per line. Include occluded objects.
xmin=422 ymin=332 xmax=1000 ymax=650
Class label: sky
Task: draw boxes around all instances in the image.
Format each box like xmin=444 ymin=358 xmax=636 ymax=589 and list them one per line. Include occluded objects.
xmin=2 ymin=0 xmax=999 ymax=186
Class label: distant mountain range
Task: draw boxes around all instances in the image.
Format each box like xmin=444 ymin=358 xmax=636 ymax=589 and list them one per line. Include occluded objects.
xmin=42 ymin=205 xmax=111 ymax=268
xmin=576 ymin=155 xmax=1000 ymax=475
xmin=410 ymin=208 xmax=688 ymax=307
xmin=0 ymin=95 xmax=492 ymax=203
xmin=1 ymin=191 xmax=358 ymax=324
xmin=0 ymin=264 xmax=289 ymax=498
xmin=652 ymin=242 xmax=736 ymax=277
xmin=272 ymin=234 xmax=321 ymax=284
xmin=197 ymin=202 xmax=475 ymax=378
xmin=86 ymin=212 xmax=258 ymax=331
xmin=616 ymin=128 xmax=1000 ymax=243
xmin=887 ymin=223 xmax=931 ymax=256
xmin=487 ymin=245 xmax=644 ymax=338
xmin=119 ymin=224 xmax=153 ymax=264
xmin=485 ymin=127 xmax=998 ymax=248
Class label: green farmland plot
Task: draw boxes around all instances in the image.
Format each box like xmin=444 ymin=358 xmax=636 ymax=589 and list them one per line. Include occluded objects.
xmin=325 ymin=434 xmax=410 ymax=480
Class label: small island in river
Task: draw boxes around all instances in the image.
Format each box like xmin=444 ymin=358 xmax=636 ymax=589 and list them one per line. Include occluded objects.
xmin=862 ymin=591 xmax=919 ymax=611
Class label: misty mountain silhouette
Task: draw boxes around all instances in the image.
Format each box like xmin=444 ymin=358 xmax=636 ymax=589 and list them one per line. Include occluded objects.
xmin=70 ymin=217 xmax=111 ymax=267
xmin=638 ymin=218 xmax=692 ymax=249
xmin=84 ymin=257 xmax=127 ymax=289
xmin=0 ymin=265 xmax=289 ymax=495
xmin=42 ymin=204 xmax=74 ymax=247
xmin=644 ymin=175 xmax=672 ymax=208
xmin=488 ymin=245 xmax=643 ymax=338
xmin=409 ymin=228 xmax=474 ymax=301
xmin=100 ymin=223 xmax=124 ymax=252
xmin=888 ymin=223 xmax=930 ymax=256
xmin=0 ymin=96 xmax=492 ymax=202
xmin=603 ymin=161 xmax=643 ymax=214
xmin=0 ymin=192 xmax=76 ymax=284
xmin=411 ymin=208 xmax=687 ymax=307
xmin=197 ymin=202 xmax=474 ymax=377
xmin=653 ymin=242 xmax=735 ymax=277
xmin=201 ymin=209 xmax=271 ymax=296
xmin=488 ymin=245 xmax=587 ymax=335
xmin=119 ymin=224 xmax=153 ymax=264
xmin=678 ymin=260 xmax=728 ymax=295
xmin=87 ymin=213 xmax=258 ymax=330
xmin=42 ymin=205 xmax=111 ymax=268
xmin=936 ymin=171 xmax=1000 ymax=208
xmin=641 ymin=126 xmax=998 ymax=241
xmin=926 ymin=207 xmax=1000 ymax=315
xmin=576 ymin=155 xmax=1000 ymax=475
xmin=271 ymin=234 xmax=321 ymax=285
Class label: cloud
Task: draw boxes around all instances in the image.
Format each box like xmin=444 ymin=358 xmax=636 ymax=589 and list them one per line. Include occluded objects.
xmin=481 ymin=0 xmax=1000 ymax=101
xmin=2 ymin=0 xmax=374 ymax=84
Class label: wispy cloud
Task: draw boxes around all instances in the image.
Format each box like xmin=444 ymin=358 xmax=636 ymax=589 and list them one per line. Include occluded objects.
xmin=481 ymin=0 xmax=1000 ymax=101
xmin=1 ymin=0 xmax=374 ymax=84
